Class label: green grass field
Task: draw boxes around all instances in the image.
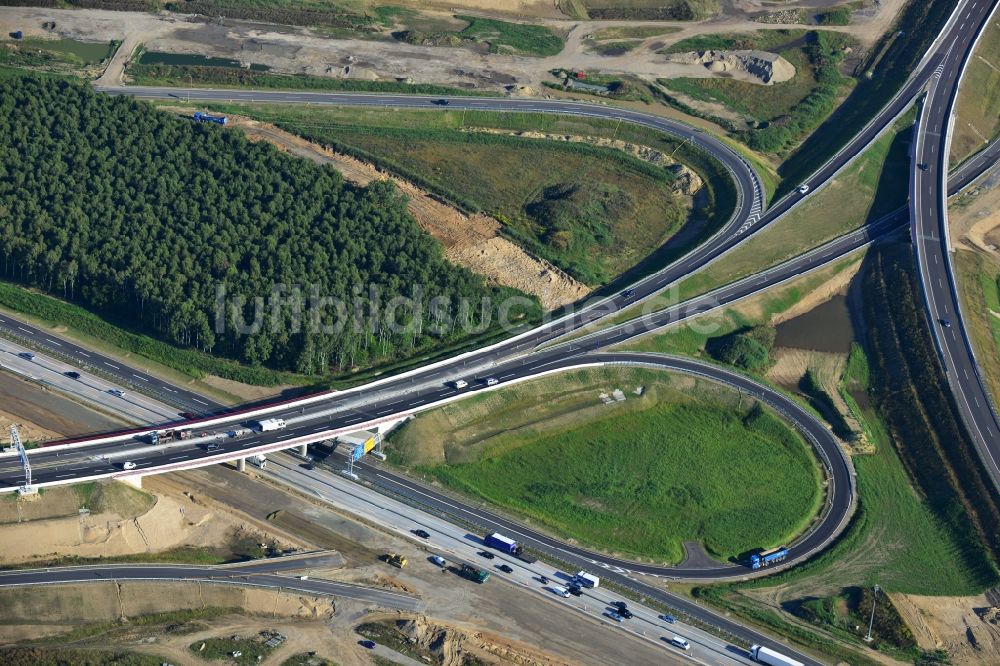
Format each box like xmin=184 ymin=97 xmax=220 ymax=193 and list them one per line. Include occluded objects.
xmin=951 ymin=18 xmax=1000 ymax=164
xmin=456 ymin=15 xmax=563 ymax=56
xmin=953 ymin=248 xmax=1000 ymax=406
xmin=580 ymin=0 xmax=717 ymax=21
xmin=0 ymin=37 xmax=118 ymax=77
xmin=202 ymin=103 xmax=694 ymax=285
xmin=588 ymin=25 xmax=681 ymax=40
xmin=391 ymin=367 xmax=822 ymax=563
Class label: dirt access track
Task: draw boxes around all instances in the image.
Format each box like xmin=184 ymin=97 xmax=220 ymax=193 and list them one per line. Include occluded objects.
xmin=1 ymin=2 xmax=906 ymax=92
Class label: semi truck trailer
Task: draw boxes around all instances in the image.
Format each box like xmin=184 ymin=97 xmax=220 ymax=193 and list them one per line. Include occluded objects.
xmin=193 ymin=111 xmax=228 ymax=125
xmin=750 ymin=546 xmax=789 ymax=570
xmin=483 ymin=532 xmax=537 ymax=563
xmin=574 ymin=571 xmax=600 ymax=588
xmin=749 ymin=645 xmax=803 ymax=666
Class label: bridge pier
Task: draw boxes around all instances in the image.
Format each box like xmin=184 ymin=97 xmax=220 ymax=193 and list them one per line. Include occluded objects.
xmin=297 ymin=444 xmax=308 ymax=457
xmin=236 ymin=457 xmax=246 ymax=472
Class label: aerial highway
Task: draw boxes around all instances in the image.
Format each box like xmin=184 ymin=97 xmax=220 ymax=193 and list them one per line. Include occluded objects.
xmin=0 ymin=555 xmax=424 ymax=611
xmin=912 ymin=0 xmax=1000 ymax=490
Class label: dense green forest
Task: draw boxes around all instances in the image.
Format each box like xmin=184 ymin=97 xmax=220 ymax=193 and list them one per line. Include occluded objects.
xmin=0 ymin=76 xmax=536 ymax=374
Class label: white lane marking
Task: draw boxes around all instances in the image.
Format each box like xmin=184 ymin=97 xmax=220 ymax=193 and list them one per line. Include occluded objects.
xmin=168 ymin=455 xmax=189 ymax=461
xmin=104 ymin=362 xmax=120 ymax=369
xmin=133 ymin=374 xmax=149 ymax=382
xmin=164 ymin=387 xmax=176 ymax=393
xmin=193 ymin=398 xmax=208 ymax=405
xmin=78 ymin=351 xmax=90 ymax=357
xmin=17 ymin=326 xmax=31 ymax=333
xmin=46 ymin=338 xmax=62 ymax=346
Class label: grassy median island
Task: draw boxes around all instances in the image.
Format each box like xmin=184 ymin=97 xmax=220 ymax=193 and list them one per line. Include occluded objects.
xmin=390 ymin=367 xmax=823 ymax=563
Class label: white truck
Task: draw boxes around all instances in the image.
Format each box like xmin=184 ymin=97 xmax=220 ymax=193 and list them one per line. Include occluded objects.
xmin=749 ymin=645 xmax=804 ymax=666
xmin=249 ymin=454 xmax=268 ymax=470
xmin=254 ymin=418 xmax=286 ymax=432
xmin=574 ymin=571 xmax=600 ymax=589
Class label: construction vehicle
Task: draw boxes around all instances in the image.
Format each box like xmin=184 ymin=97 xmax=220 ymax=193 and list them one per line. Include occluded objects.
xmin=459 ymin=563 xmax=490 ymax=583
xmin=386 ymin=553 xmax=407 ymax=568
xmin=750 ymin=547 xmax=788 ymax=570
xmin=193 ymin=111 xmax=228 ymax=125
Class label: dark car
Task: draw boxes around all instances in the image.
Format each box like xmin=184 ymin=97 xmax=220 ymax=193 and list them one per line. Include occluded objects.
xmin=359 ymin=639 xmax=376 ymax=650
xmin=538 ymin=575 xmax=549 ymax=585
xmin=612 ymin=601 xmax=628 ymax=611
xmin=660 ymin=613 xmax=677 ymax=624
xmin=918 ymin=163 xmax=929 ymax=171
xmin=63 ymin=371 xmax=81 ymax=379
xmin=478 ymin=550 xmax=495 ymax=560
xmin=412 ymin=529 xmax=431 ymax=539
xmin=621 ymin=289 xmax=636 ymax=299
xmin=18 ymin=352 xmax=34 ymax=360
xmin=433 ymin=99 xmax=450 ymax=106
xmin=179 ymin=412 xmax=196 ymax=420
xmin=567 ymin=584 xmax=583 ymax=596
xmin=205 ymin=442 xmax=221 ymax=452
xmin=619 ymin=608 xmax=634 ymax=619
xmin=497 ymin=564 xmax=514 ymax=574
xmin=304 ymin=462 xmax=316 ymax=470
xmin=941 ymin=318 xmax=952 ymax=328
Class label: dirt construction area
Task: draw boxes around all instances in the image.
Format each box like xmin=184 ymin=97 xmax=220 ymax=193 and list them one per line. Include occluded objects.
xmin=1 ymin=1 xmax=907 ymax=92
xmin=0 ymin=465 xmax=684 ymax=665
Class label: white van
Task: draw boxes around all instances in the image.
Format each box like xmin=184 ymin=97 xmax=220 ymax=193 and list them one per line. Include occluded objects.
xmin=451 ymin=379 xmax=469 ymax=389
xmin=551 ymin=586 xmax=570 ymax=598
xmin=669 ymin=637 xmax=690 ymax=651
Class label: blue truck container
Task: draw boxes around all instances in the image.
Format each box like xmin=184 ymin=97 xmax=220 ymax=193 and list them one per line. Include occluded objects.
xmin=750 ymin=546 xmax=789 ymax=570
xmin=484 ymin=532 xmax=518 ymax=555
xmin=193 ymin=111 xmax=228 ymax=125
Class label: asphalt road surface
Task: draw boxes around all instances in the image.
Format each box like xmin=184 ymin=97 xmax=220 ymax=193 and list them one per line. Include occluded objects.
xmin=912 ymin=0 xmax=1000 ymax=491
xmin=0 ymin=555 xmax=423 ymax=611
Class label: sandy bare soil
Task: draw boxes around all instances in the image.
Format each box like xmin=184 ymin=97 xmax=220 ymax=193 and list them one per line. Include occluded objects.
xmin=1 ymin=0 xmax=906 ymax=97
xmin=950 ymin=167 xmax=1000 ymax=258
xmin=0 ymin=479 xmax=298 ymax=565
xmin=892 ymin=592 xmax=1000 ymax=665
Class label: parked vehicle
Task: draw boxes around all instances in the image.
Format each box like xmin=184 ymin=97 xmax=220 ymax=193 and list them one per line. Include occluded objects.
xmin=748 ymin=644 xmax=804 ymax=666
xmin=193 ymin=111 xmax=228 ymax=125
xmin=750 ymin=546 xmax=788 ymax=570
xmin=359 ymin=640 xmax=376 ymax=650
xmin=430 ymin=555 xmax=446 ymax=567
xmin=386 ymin=553 xmax=407 ymax=568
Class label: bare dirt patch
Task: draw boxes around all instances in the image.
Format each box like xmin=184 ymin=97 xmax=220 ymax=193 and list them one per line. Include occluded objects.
xmin=892 ymin=593 xmax=1000 ymax=665
xmin=0 ymin=480 xmax=298 ymax=565
xmin=0 ymin=370 xmax=124 ymax=439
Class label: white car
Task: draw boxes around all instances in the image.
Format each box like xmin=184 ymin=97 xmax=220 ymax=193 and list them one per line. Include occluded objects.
xmin=122 ymin=461 xmax=137 ymax=470
xmin=451 ymin=379 xmax=469 ymax=389
xmin=551 ymin=586 xmax=570 ymax=598
xmin=485 ymin=377 xmax=499 ymax=386
xmin=797 ymin=184 xmax=810 ymax=194
xmin=430 ymin=555 xmax=446 ymax=567
xmin=669 ymin=636 xmax=690 ymax=651
xmin=108 ymin=388 xmax=125 ymax=398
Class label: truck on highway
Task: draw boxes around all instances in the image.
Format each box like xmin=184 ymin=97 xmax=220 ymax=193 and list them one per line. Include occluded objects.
xmin=574 ymin=571 xmax=600 ymax=588
xmin=750 ymin=546 xmax=789 ymax=570
xmin=459 ymin=563 xmax=490 ymax=583
xmin=483 ymin=532 xmax=538 ymax=563
xmin=749 ymin=645 xmax=804 ymax=666
xmin=193 ymin=111 xmax=228 ymax=125
xmin=249 ymin=454 xmax=267 ymax=469
xmin=254 ymin=418 xmax=286 ymax=433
